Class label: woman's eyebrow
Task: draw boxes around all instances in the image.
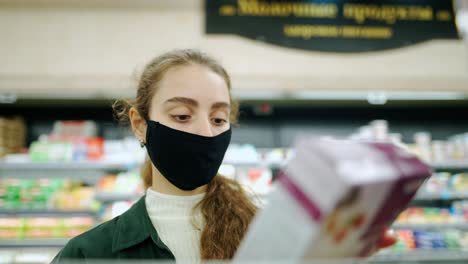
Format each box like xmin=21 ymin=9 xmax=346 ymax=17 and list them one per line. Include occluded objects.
xmin=164 ymin=97 xmax=230 ymax=110
xmin=164 ymin=97 xmax=198 ymax=107
xmin=211 ymin=102 xmax=230 ymax=110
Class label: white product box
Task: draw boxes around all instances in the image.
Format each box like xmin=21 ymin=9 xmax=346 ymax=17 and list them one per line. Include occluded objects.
xmin=236 ymin=138 xmax=432 ymax=261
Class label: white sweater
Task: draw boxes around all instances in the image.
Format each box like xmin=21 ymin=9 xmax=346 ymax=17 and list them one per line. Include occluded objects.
xmin=145 ymin=188 xmax=205 ymax=263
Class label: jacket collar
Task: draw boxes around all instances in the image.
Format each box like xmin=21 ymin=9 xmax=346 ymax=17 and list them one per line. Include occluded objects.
xmin=111 ymin=195 xmax=172 ymax=253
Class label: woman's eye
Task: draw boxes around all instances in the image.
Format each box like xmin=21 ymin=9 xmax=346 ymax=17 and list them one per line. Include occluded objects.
xmin=172 ymin=115 xmax=191 ymax=122
xmin=212 ymin=118 xmax=227 ymax=125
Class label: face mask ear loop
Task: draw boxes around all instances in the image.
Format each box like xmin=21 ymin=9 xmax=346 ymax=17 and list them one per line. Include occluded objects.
xmin=139 ymin=115 xmax=151 ymax=148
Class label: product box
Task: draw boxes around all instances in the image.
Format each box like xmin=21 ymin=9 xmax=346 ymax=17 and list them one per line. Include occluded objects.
xmin=24 ymin=218 xmax=64 ymax=238
xmin=0 ymin=218 xmax=25 ymax=239
xmin=236 ymin=138 xmax=432 ymax=260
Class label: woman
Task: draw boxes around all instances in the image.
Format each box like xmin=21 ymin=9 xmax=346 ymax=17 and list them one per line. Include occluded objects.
xmin=52 ymin=49 xmax=395 ymax=263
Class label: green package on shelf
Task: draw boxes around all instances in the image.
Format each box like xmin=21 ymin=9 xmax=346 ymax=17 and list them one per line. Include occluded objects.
xmin=20 ymin=179 xmax=34 ymax=189
xmin=29 ymin=142 xmax=47 ymax=162
xmin=29 ymin=141 xmax=73 ymax=162
xmin=24 ymin=218 xmax=65 ymax=238
xmin=5 ymin=186 xmax=21 ymax=200
xmin=391 ymin=242 xmax=408 ymax=252
xmin=445 ymin=231 xmax=462 ymax=249
xmin=48 ymin=179 xmax=65 ymax=190
xmin=3 ymin=200 xmax=20 ymax=209
xmin=30 ymin=189 xmax=50 ymax=201
xmin=446 ymin=240 xmax=460 ymax=249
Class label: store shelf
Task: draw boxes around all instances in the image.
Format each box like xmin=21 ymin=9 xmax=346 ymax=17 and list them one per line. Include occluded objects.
xmin=414 ymin=192 xmax=468 ymax=201
xmin=0 ymin=160 xmax=133 ymax=170
xmin=94 ymin=192 xmax=142 ymax=203
xmin=392 ymin=223 xmax=468 ymax=231
xmin=223 ymin=161 xmax=284 ymax=168
xmin=431 ymin=161 xmax=468 ymax=172
xmin=372 ymin=250 xmax=468 ymax=263
xmin=0 ymin=209 xmax=97 ymax=217
xmin=0 ymin=160 xmax=132 ymax=182
xmin=0 ymin=239 xmax=68 ymax=248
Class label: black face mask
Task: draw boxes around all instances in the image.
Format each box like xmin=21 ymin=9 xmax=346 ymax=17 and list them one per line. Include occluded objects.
xmin=144 ymin=120 xmax=231 ymax=191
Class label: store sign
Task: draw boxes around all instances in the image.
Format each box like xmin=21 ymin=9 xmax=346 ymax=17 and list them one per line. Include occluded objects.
xmin=205 ymin=0 xmax=459 ymax=52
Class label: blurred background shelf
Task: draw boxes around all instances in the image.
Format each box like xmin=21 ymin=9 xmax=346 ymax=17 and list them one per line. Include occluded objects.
xmin=0 ymin=160 xmax=132 ymax=171
xmin=414 ymin=192 xmax=468 ymax=201
xmin=392 ymin=223 xmax=468 ymax=231
xmin=431 ymin=162 xmax=468 ymax=172
xmin=372 ymin=250 xmax=468 ymax=263
xmin=94 ymin=192 xmax=142 ymax=203
xmin=0 ymin=209 xmax=98 ymax=218
xmin=1 ymin=160 xmax=468 ymax=173
xmin=0 ymin=239 xmax=68 ymax=248
xmin=0 ymin=160 xmax=134 ymax=183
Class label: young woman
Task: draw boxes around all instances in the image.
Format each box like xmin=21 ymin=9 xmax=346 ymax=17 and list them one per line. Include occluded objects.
xmin=52 ymin=49 xmax=395 ymax=263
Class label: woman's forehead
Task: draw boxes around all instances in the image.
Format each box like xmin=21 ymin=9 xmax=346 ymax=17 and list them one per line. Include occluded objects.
xmin=153 ymin=64 xmax=230 ymax=106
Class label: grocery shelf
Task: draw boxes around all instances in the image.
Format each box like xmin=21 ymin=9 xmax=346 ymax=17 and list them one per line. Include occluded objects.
xmin=0 ymin=209 xmax=97 ymax=217
xmin=392 ymin=223 xmax=468 ymax=231
xmin=5 ymin=159 xmax=466 ymax=174
xmin=0 ymin=239 xmax=68 ymax=248
xmin=223 ymin=161 xmax=284 ymax=168
xmin=372 ymin=250 xmax=468 ymax=263
xmin=94 ymin=192 xmax=142 ymax=203
xmin=414 ymin=192 xmax=468 ymax=201
xmin=431 ymin=161 xmax=468 ymax=172
xmin=0 ymin=160 xmax=132 ymax=182
xmin=0 ymin=160 xmax=132 ymax=170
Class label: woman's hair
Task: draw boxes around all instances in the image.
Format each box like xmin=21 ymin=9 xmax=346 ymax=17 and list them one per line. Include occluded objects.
xmin=113 ymin=49 xmax=257 ymax=259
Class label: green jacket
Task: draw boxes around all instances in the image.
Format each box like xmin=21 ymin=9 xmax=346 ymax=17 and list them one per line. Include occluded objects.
xmin=51 ymin=196 xmax=175 ymax=262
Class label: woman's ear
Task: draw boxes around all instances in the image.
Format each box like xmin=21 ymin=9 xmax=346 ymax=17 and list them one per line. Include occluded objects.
xmin=129 ymin=107 xmax=147 ymax=143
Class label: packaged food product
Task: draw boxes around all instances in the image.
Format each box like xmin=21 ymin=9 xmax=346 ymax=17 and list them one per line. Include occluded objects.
xmin=0 ymin=218 xmax=25 ymax=239
xmin=236 ymin=138 xmax=431 ymax=260
xmin=24 ymin=218 xmax=63 ymax=238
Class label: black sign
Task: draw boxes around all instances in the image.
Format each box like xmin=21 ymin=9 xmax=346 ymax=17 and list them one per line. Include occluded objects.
xmin=205 ymin=0 xmax=459 ymax=53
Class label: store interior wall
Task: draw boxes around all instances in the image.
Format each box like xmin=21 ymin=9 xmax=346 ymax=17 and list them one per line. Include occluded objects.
xmin=1 ymin=0 xmax=468 ymax=98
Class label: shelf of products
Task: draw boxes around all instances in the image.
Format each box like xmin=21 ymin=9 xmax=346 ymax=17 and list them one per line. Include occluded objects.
xmin=372 ymin=250 xmax=468 ymax=263
xmin=0 ymin=160 xmax=131 ymax=171
xmin=394 ymin=204 xmax=468 ymax=226
xmin=350 ymin=120 xmax=468 ymax=166
xmin=432 ymin=162 xmax=468 ymax=173
xmin=0 ymin=209 xmax=97 ymax=218
xmin=2 ymin=118 xmax=468 ymax=263
xmin=415 ymin=192 xmax=468 ymax=201
xmin=0 ymin=159 xmax=136 ymax=180
xmin=0 ymin=239 xmax=69 ymax=248
xmin=0 ymin=120 xmax=146 ymax=180
xmin=0 ymin=216 xmax=95 ymax=242
xmin=94 ymin=173 xmax=143 ymax=203
xmin=376 ymin=229 xmax=468 ymax=256
xmin=414 ymin=172 xmax=468 ymax=201
xmin=393 ymin=223 xmax=468 ymax=231
xmin=0 ymin=178 xmax=97 ymax=211
xmin=93 ymin=192 xmax=141 ymax=203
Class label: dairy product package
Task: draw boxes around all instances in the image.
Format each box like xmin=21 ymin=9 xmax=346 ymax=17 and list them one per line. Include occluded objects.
xmin=235 ymin=138 xmax=432 ymax=261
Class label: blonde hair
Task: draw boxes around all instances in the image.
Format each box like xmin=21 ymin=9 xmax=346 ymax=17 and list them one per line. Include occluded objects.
xmin=113 ymin=49 xmax=256 ymax=259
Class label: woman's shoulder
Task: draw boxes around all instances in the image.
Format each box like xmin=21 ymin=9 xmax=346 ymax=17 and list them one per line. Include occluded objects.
xmin=51 ymin=217 xmax=120 ymax=262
